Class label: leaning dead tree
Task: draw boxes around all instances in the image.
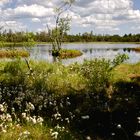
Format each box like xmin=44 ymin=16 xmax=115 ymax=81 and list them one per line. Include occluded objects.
xmin=47 ymin=0 xmax=75 ymax=57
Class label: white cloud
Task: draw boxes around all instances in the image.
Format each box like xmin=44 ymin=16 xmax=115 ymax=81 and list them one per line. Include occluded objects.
xmin=32 ymin=18 xmax=41 ymax=22
xmin=4 ymin=4 xmax=54 ymax=19
xmin=71 ymin=0 xmax=140 ymax=32
xmin=0 ymin=0 xmax=140 ymax=33
xmin=0 ymin=0 xmax=10 ymax=7
xmin=0 ymin=20 xmax=26 ymax=31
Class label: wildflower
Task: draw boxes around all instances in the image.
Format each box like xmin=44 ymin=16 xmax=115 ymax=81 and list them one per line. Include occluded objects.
xmin=22 ymin=113 xmax=26 ymax=118
xmin=51 ymin=131 xmax=58 ymax=139
xmin=0 ymin=104 xmax=4 ymax=112
xmin=50 ymin=129 xmax=53 ymax=133
xmin=37 ymin=116 xmax=44 ymax=125
xmin=54 ymin=112 xmax=61 ymax=120
xmin=2 ymin=129 xmax=7 ymax=133
xmin=25 ymin=116 xmax=30 ymax=122
xmin=81 ymin=115 xmax=90 ymax=120
xmin=49 ymin=101 xmax=53 ymax=105
xmin=86 ymin=136 xmax=91 ymax=140
xmin=66 ymin=101 xmax=71 ymax=106
xmin=6 ymin=113 xmax=12 ymax=122
xmin=117 ymin=124 xmax=122 ymax=129
xmin=111 ymin=132 xmax=115 ymax=136
xmin=30 ymin=116 xmax=36 ymax=124
xmin=23 ymin=130 xmax=30 ymax=135
xmin=134 ymin=131 xmax=140 ymax=137
xmin=27 ymin=102 xmax=35 ymax=111
xmin=55 ymin=124 xmax=61 ymax=130
xmin=19 ymin=130 xmax=30 ymax=140
xmin=65 ymin=118 xmax=70 ymax=123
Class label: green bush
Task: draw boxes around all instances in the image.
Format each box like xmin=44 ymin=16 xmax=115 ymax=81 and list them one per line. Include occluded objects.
xmin=80 ymin=59 xmax=111 ymax=93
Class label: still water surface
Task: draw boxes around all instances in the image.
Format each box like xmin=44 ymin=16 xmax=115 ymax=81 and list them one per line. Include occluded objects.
xmin=27 ymin=43 xmax=140 ymax=64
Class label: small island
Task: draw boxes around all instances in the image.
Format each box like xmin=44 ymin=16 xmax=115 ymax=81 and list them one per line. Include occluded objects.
xmin=52 ymin=49 xmax=83 ymax=59
xmin=0 ymin=49 xmax=29 ymax=58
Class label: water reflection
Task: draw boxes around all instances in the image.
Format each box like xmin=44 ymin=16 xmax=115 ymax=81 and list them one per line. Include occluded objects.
xmin=28 ymin=43 xmax=140 ymax=64
xmin=1 ymin=43 xmax=140 ymax=64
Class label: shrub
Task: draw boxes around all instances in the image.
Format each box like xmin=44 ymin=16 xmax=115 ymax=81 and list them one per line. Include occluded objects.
xmin=79 ymin=58 xmax=111 ymax=93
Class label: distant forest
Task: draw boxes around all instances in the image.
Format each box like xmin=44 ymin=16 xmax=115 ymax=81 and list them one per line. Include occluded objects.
xmin=1 ymin=29 xmax=140 ymax=43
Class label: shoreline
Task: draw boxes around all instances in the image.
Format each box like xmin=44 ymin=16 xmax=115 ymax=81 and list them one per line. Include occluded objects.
xmin=0 ymin=41 xmax=140 ymax=46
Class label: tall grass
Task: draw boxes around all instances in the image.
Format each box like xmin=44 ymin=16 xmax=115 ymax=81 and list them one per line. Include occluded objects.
xmin=0 ymin=55 xmax=139 ymax=139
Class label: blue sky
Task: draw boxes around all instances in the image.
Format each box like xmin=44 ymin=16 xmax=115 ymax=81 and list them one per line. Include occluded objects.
xmin=0 ymin=0 xmax=140 ymax=35
xmin=133 ymin=0 xmax=140 ymax=9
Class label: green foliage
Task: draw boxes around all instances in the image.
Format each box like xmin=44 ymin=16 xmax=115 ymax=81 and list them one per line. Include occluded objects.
xmin=112 ymin=54 xmax=129 ymax=68
xmin=1 ymin=30 xmax=140 ymax=43
xmin=4 ymin=59 xmax=23 ymax=75
xmin=48 ymin=0 xmax=75 ymax=54
xmin=79 ymin=59 xmax=111 ymax=93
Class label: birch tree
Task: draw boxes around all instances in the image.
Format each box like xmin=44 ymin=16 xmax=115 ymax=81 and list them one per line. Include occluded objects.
xmin=48 ymin=0 xmax=75 ymax=57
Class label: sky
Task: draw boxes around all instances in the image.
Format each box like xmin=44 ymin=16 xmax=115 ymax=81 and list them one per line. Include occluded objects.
xmin=0 ymin=0 xmax=140 ymax=35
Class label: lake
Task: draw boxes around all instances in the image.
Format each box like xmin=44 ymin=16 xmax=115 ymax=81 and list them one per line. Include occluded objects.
xmin=27 ymin=43 xmax=140 ymax=64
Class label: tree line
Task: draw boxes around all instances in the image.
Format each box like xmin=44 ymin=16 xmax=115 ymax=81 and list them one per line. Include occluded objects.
xmin=1 ymin=29 xmax=140 ymax=43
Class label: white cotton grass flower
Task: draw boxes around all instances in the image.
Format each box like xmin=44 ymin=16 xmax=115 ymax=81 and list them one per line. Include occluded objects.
xmin=0 ymin=104 xmax=4 ymax=112
xmin=54 ymin=112 xmax=61 ymax=120
xmin=81 ymin=115 xmax=90 ymax=120
xmin=26 ymin=102 xmax=35 ymax=111
xmin=37 ymin=116 xmax=44 ymax=125
xmin=134 ymin=131 xmax=140 ymax=137
xmin=2 ymin=129 xmax=7 ymax=133
xmin=25 ymin=116 xmax=30 ymax=122
xmin=51 ymin=131 xmax=59 ymax=139
xmin=22 ymin=113 xmax=26 ymax=118
xmin=65 ymin=118 xmax=70 ymax=123
xmin=18 ymin=130 xmax=31 ymax=140
xmin=23 ymin=130 xmax=30 ymax=135
xmin=0 ymin=114 xmax=5 ymax=121
xmin=117 ymin=124 xmax=122 ymax=129
xmin=137 ymin=117 xmax=140 ymax=124
xmin=55 ymin=124 xmax=61 ymax=130
xmin=6 ymin=113 xmax=12 ymax=122
xmin=30 ymin=116 xmax=37 ymax=124
xmin=86 ymin=136 xmax=91 ymax=140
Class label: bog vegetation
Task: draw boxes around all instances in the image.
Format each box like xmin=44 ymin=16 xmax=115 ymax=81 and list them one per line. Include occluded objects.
xmin=0 ymin=49 xmax=29 ymax=58
xmin=0 ymin=54 xmax=139 ymax=139
xmin=58 ymin=49 xmax=82 ymax=59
